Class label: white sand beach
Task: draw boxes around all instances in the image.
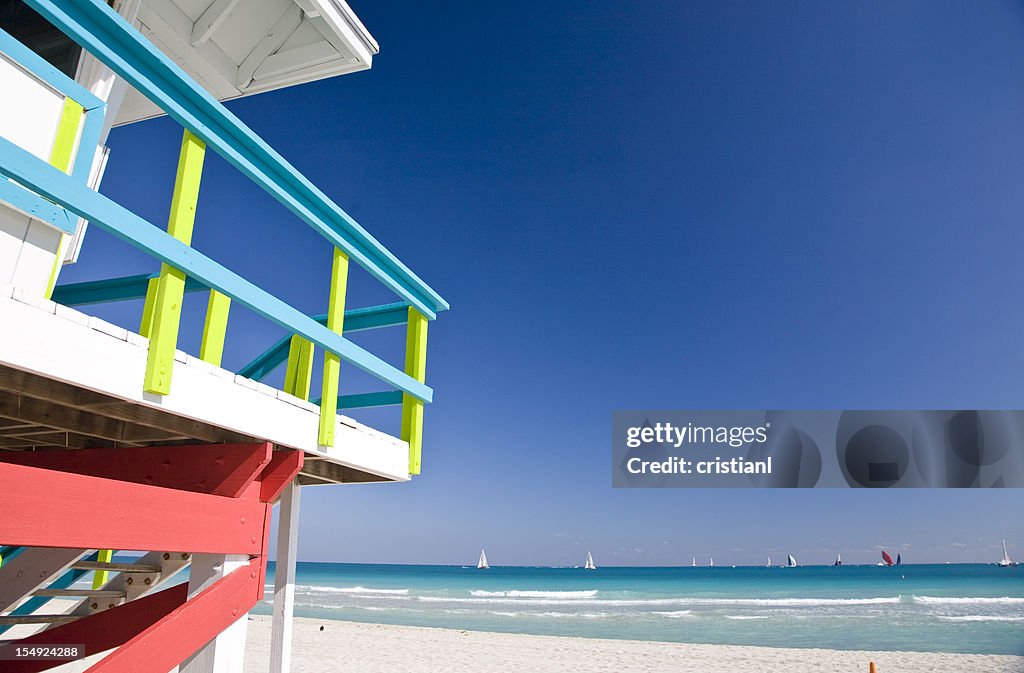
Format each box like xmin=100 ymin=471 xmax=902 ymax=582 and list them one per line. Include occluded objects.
xmin=243 ymin=615 xmax=1024 ymax=673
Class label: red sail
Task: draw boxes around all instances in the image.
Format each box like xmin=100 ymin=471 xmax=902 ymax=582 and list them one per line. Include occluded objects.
xmin=881 ymin=551 xmax=894 ymax=566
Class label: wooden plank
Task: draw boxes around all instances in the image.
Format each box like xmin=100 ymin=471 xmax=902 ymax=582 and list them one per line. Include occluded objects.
xmin=83 ymin=401 xmax=254 ymax=444
xmin=93 ymin=549 xmax=115 ymax=589
xmin=258 ymin=450 xmax=304 ymax=503
xmin=0 ymin=430 xmax=124 ymax=449
xmin=0 ymin=417 xmax=38 ymax=429
xmin=0 ymin=547 xmax=86 ymax=612
xmin=52 ymin=273 xmax=201 ymax=307
xmin=199 ymin=289 xmax=231 ymax=366
xmin=0 ymin=442 xmax=273 ymax=497
xmin=0 ymin=395 xmax=176 ymax=443
xmin=283 ymin=335 xmax=314 ymax=400
xmin=2 ymin=584 xmax=189 ymax=673
xmin=298 ymin=458 xmax=392 ymax=484
xmin=71 ymin=550 xmax=192 ymax=617
xmin=72 ymin=561 xmax=163 ymax=573
xmin=318 ymin=248 xmax=348 ymax=446
xmin=235 ymin=4 xmax=303 ymax=88
xmin=238 ymin=302 xmax=410 ymax=382
xmin=139 ymin=276 xmax=158 ymax=337
xmin=0 ymin=438 xmax=40 ymax=449
xmin=0 ymin=462 xmax=269 ymax=554
xmin=35 ymin=589 xmax=126 ymax=598
xmin=89 ymin=558 xmax=261 ymax=673
xmin=43 ymin=97 xmax=85 ymax=299
xmin=0 ymin=364 xmax=122 ymax=406
xmin=0 ymin=615 xmax=80 ymax=625
xmin=144 ymin=129 xmax=206 ymax=395
xmin=270 ymin=482 xmax=300 ymax=673
xmin=190 ymin=0 xmax=239 ymax=46
xmin=178 ymin=554 xmax=250 ymax=673
xmin=0 ymin=425 xmax=68 ymax=436
xmin=401 ymin=307 xmax=429 ymax=474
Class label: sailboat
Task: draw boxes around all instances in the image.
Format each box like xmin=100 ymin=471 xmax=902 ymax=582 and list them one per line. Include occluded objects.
xmin=709 ymin=557 xmax=714 ymax=567
xmin=881 ymin=551 xmax=894 ymax=567
xmin=691 ymin=556 xmax=696 ymax=567
xmin=996 ymin=539 xmax=1016 ymax=568
xmin=767 ymin=556 xmax=772 ymax=567
xmin=477 ymin=549 xmax=489 ymax=570
xmin=834 ymin=553 xmax=842 ymax=566
xmin=786 ymin=554 xmax=797 ymax=568
xmin=584 ymin=551 xmax=596 ymax=570
xmin=896 ymin=553 xmax=902 ymax=566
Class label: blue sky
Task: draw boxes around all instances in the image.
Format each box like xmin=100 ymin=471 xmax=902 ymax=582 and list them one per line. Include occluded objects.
xmin=65 ymin=0 xmax=1024 ymax=565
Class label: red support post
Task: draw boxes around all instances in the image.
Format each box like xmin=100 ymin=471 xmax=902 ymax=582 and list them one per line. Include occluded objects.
xmin=259 ymin=449 xmax=304 ymax=503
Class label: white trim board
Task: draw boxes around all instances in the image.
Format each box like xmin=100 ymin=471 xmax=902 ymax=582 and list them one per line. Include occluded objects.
xmin=0 ymin=289 xmax=409 ymax=482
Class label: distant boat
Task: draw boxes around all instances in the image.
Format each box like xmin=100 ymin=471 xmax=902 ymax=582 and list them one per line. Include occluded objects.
xmin=584 ymin=551 xmax=596 ymax=570
xmin=477 ymin=549 xmax=489 ymax=569
xmin=786 ymin=554 xmax=797 ymax=568
xmin=834 ymin=553 xmax=842 ymax=566
xmin=767 ymin=556 xmax=772 ymax=567
xmin=997 ymin=539 xmax=1017 ymax=568
xmin=709 ymin=557 xmax=714 ymax=567
xmin=691 ymin=557 xmax=696 ymax=567
xmin=896 ymin=553 xmax=902 ymax=566
xmin=881 ymin=550 xmax=894 ymax=567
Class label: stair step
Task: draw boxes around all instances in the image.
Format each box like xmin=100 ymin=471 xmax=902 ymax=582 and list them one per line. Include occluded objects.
xmin=0 ymin=615 xmax=80 ymax=625
xmin=34 ymin=588 xmax=127 ymax=598
xmin=71 ymin=561 xmax=161 ymax=573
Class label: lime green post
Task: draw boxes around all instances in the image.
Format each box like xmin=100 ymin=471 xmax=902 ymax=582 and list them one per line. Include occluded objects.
xmin=199 ymin=290 xmax=231 ymax=366
xmin=92 ymin=548 xmax=113 ymax=589
xmin=139 ymin=277 xmax=159 ymax=338
xmin=401 ymin=308 xmax=429 ymax=474
xmin=317 ymin=248 xmax=349 ymax=446
xmin=44 ymin=98 xmax=84 ymax=299
xmin=143 ymin=130 xmax=206 ymax=394
xmin=283 ymin=336 xmax=315 ymax=400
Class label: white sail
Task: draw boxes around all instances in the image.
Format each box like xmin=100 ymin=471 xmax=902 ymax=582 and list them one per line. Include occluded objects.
xmin=584 ymin=551 xmax=596 ymax=570
xmin=834 ymin=553 xmax=842 ymax=566
xmin=787 ymin=554 xmax=797 ymax=567
xmin=692 ymin=557 xmax=696 ymax=567
xmin=997 ymin=539 xmax=1014 ymax=567
xmin=767 ymin=556 xmax=772 ymax=567
xmin=478 ymin=549 xmax=489 ymax=569
xmin=709 ymin=557 xmax=714 ymax=567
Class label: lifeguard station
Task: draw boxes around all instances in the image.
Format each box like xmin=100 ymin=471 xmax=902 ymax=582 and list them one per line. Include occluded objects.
xmin=0 ymin=0 xmax=448 ymax=670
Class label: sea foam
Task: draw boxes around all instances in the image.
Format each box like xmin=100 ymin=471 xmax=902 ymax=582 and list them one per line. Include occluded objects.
xmin=469 ymin=590 xmax=598 ymax=598
xmin=297 ymin=585 xmax=410 ymax=595
xmin=912 ymin=596 xmax=1024 ymax=605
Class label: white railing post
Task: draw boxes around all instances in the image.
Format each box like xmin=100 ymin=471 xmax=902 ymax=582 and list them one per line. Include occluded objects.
xmin=270 ymin=480 xmax=301 ymax=673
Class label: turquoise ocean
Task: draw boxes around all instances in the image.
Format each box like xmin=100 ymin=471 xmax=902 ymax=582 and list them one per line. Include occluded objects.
xmin=254 ymin=562 xmax=1024 ymax=655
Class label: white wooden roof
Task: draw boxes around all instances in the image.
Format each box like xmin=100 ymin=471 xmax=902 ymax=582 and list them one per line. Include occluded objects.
xmin=116 ymin=0 xmax=379 ymax=124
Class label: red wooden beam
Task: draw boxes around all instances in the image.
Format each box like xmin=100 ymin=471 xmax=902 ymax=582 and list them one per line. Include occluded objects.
xmin=0 ymin=462 xmax=269 ymax=554
xmin=0 ymin=443 xmax=272 ymax=497
xmin=0 ymin=559 xmax=263 ymax=673
xmin=259 ymin=449 xmax=304 ymax=502
xmin=0 ymin=584 xmax=189 ymax=673
xmin=86 ymin=557 xmax=262 ymax=673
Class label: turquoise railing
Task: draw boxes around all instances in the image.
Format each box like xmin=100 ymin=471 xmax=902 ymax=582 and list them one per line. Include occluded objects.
xmin=0 ymin=0 xmax=447 ymax=473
